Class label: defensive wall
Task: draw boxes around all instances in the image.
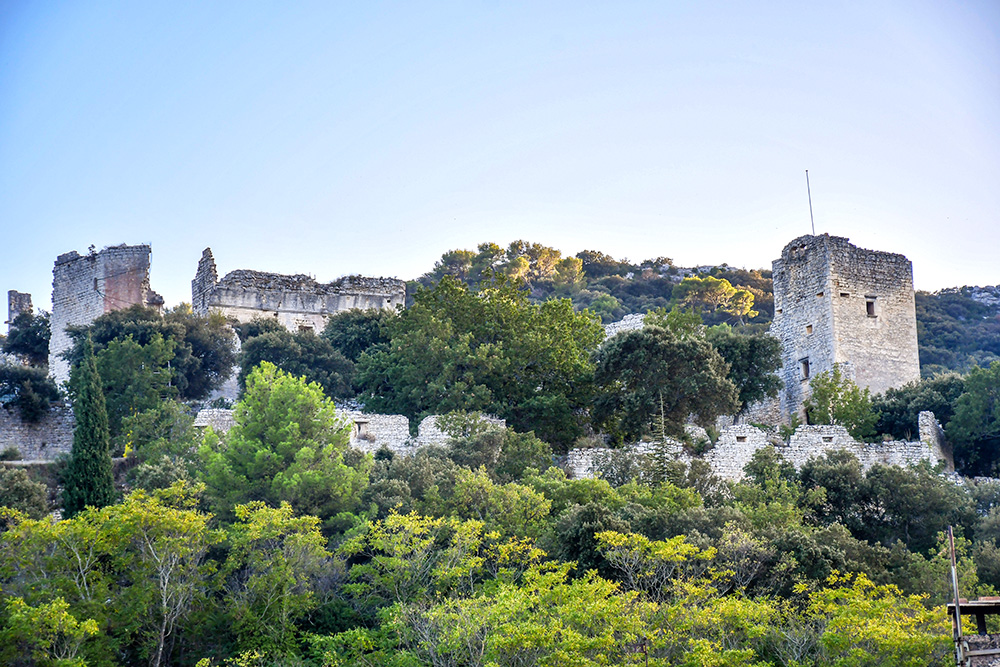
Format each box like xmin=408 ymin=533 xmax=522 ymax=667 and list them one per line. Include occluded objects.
xmin=48 ymin=245 xmax=163 ymax=384
xmin=564 ymin=411 xmax=951 ymax=482
xmin=193 ymin=408 xmax=505 ymax=455
xmin=0 ymin=404 xmax=74 ymax=461
xmin=191 ymin=248 xmax=406 ymax=333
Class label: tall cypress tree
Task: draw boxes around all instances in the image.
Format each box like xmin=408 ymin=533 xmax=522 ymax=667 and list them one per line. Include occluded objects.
xmin=62 ymin=335 xmax=116 ymax=517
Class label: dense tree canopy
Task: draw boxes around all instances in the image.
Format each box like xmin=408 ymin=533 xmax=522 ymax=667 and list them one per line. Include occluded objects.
xmin=2 ymin=311 xmax=50 ymax=367
xmin=238 ymin=327 xmax=354 ymax=399
xmin=593 ymin=325 xmax=739 ymax=443
xmin=357 ymin=275 xmax=605 ymax=449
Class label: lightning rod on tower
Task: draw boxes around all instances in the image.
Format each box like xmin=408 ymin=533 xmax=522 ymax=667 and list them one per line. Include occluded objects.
xmin=805 ymin=170 xmax=815 ymax=235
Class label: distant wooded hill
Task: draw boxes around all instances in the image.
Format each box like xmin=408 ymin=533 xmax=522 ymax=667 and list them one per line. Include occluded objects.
xmin=414 ymin=241 xmax=1000 ymax=376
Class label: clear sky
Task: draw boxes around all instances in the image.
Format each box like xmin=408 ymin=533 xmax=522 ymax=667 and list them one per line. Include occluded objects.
xmin=1 ymin=1 xmax=997 ymax=312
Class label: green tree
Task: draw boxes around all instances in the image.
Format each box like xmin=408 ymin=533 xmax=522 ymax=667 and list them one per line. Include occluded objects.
xmin=874 ymin=373 xmax=965 ymax=440
xmin=946 ymin=361 xmax=1000 ymax=475
xmin=804 ymin=364 xmax=879 ymax=440
xmin=62 ymin=337 xmax=116 ymax=518
xmin=593 ymin=325 xmax=739 ymax=443
xmin=222 ymin=502 xmax=331 ymax=658
xmin=239 ymin=328 xmax=354 ymax=399
xmin=3 ymin=311 xmax=50 ymax=366
xmin=321 ymin=308 xmax=395 ymax=362
xmin=200 ymin=362 xmax=369 ymax=524
xmin=0 ymin=363 xmax=61 ymax=423
xmin=357 ymin=276 xmax=604 ymax=448
xmin=94 ymin=334 xmax=177 ymax=448
xmin=705 ymin=324 xmax=783 ymax=413
xmin=1 ymin=596 xmax=100 ymax=667
xmin=0 ymin=467 xmax=49 ymax=518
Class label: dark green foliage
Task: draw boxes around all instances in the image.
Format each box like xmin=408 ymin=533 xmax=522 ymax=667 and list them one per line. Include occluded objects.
xmin=548 ymin=502 xmax=630 ymax=578
xmin=66 ymin=304 xmax=236 ymax=401
xmin=704 ymin=325 xmax=783 ymax=412
xmin=357 ymin=275 xmax=604 ymax=449
xmin=803 ymin=364 xmax=879 ymax=441
xmin=947 ymin=361 xmax=1000 ymax=476
xmin=238 ymin=328 xmax=355 ymax=399
xmin=873 ymin=374 xmax=966 ymax=440
xmin=442 ymin=420 xmax=553 ymax=483
xmin=2 ymin=312 xmax=50 ymax=366
xmin=916 ymin=289 xmax=1000 ymax=376
xmin=322 ymin=308 xmax=395 ymax=361
xmin=593 ymin=325 xmax=739 ymax=443
xmin=0 ymin=364 xmax=60 ymax=423
xmin=234 ymin=316 xmax=286 ymax=343
xmin=0 ymin=467 xmax=49 ymax=518
xmin=62 ymin=337 xmax=116 ymax=518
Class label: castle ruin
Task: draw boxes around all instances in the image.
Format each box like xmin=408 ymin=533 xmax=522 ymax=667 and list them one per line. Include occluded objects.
xmin=6 ymin=290 xmax=33 ymax=330
xmin=48 ymin=245 xmax=163 ymax=384
xmin=770 ymin=234 xmax=921 ymax=422
xmin=191 ymin=248 xmax=406 ymax=332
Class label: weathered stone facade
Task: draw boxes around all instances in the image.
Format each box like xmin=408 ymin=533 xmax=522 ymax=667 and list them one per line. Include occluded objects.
xmin=48 ymin=245 xmax=164 ymax=384
xmin=0 ymin=404 xmax=74 ymax=461
xmin=6 ymin=290 xmax=32 ymax=329
xmin=192 ymin=408 xmax=505 ymax=456
xmin=191 ymin=248 xmax=406 ymax=333
xmin=565 ymin=411 xmax=951 ymax=481
xmin=770 ymin=235 xmax=920 ymax=422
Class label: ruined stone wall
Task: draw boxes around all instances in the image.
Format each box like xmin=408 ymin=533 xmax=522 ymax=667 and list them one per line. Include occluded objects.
xmin=565 ymin=412 xmax=951 ymax=481
xmin=416 ymin=414 xmax=507 ymax=448
xmin=192 ymin=248 xmax=406 ymax=333
xmin=6 ymin=291 xmax=32 ymax=328
xmin=771 ymin=235 xmax=920 ymax=422
xmin=0 ymin=405 xmax=74 ymax=460
xmin=48 ymin=245 xmax=163 ymax=384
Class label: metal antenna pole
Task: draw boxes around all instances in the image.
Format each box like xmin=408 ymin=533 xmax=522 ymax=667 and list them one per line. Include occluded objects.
xmin=950 ymin=526 xmax=965 ymax=666
xmin=806 ymin=170 xmax=815 ymax=235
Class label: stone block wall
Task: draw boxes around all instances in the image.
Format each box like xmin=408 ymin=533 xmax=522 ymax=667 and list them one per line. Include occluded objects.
xmin=49 ymin=245 xmax=163 ymax=384
xmin=565 ymin=412 xmax=952 ymax=482
xmin=416 ymin=414 xmax=507 ymax=448
xmin=191 ymin=248 xmax=406 ymax=333
xmin=0 ymin=404 xmax=74 ymax=461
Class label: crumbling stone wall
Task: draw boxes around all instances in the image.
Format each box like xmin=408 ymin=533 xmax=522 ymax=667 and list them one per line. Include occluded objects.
xmin=0 ymin=404 xmax=74 ymax=461
xmin=770 ymin=235 xmax=920 ymax=422
xmin=565 ymin=412 xmax=951 ymax=481
xmin=191 ymin=248 xmax=406 ymax=333
xmin=48 ymin=245 xmax=163 ymax=384
xmin=6 ymin=291 xmax=32 ymax=329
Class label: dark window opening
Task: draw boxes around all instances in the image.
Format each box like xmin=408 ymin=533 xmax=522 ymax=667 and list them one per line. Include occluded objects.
xmin=736 ymin=436 xmax=747 ymax=443
xmin=806 ymin=325 xmax=813 ymax=335
xmin=866 ymin=298 xmax=877 ymax=317
xmin=817 ymin=292 xmax=824 ymax=297
xmin=822 ymin=436 xmax=833 ymax=443
xmin=800 ymin=358 xmax=810 ymax=381
xmin=840 ymin=292 xmax=850 ymax=297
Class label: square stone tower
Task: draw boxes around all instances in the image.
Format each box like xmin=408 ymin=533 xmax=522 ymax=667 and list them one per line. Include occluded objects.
xmin=770 ymin=234 xmax=921 ymax=422
xmin=48 ymin=245 xmax=164 ymax=384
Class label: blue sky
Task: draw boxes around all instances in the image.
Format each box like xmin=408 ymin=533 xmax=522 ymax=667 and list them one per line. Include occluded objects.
xmin=1 ymin=1 xmax=997 ymax=311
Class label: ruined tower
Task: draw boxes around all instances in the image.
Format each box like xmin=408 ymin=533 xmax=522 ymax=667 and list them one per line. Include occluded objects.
xmin=770 ymin=234 xmax=920 ymax=421
xmin=6 ymin=290 xmax=33 ymax=330
xmin=48 ymin=245 xmax=164 ymax=384
xmin=191 ymin=248 xmax=406 ymax=333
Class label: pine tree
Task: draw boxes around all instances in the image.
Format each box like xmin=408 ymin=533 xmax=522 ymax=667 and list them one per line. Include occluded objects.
xmin=62 ymin=335 xmax=116 ymax=517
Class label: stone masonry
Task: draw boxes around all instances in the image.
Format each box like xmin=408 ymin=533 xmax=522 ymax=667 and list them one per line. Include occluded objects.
xmin=48 ymin=245 xmax=164 ymax=384
xmin=0 ymin=404 xmax=74 ymax=461
xmin=565 ymin=411 xmax=952 ymax=482
xmin=6 ymin=290 xmax=33 ymax=329
xmin=770 ymin=235 xmax=920 ymax=422
xmin=191 ymin=248 xmax=406 ymax=333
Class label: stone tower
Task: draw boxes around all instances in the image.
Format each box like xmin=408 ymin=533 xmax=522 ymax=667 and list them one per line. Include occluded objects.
xmin=6 ymin=290 xmax=33 ymax=330
xmin=48 ymin=245 xmax=164 ymax=384
xmin=770 ymin=234 xmax=920 ymax=422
